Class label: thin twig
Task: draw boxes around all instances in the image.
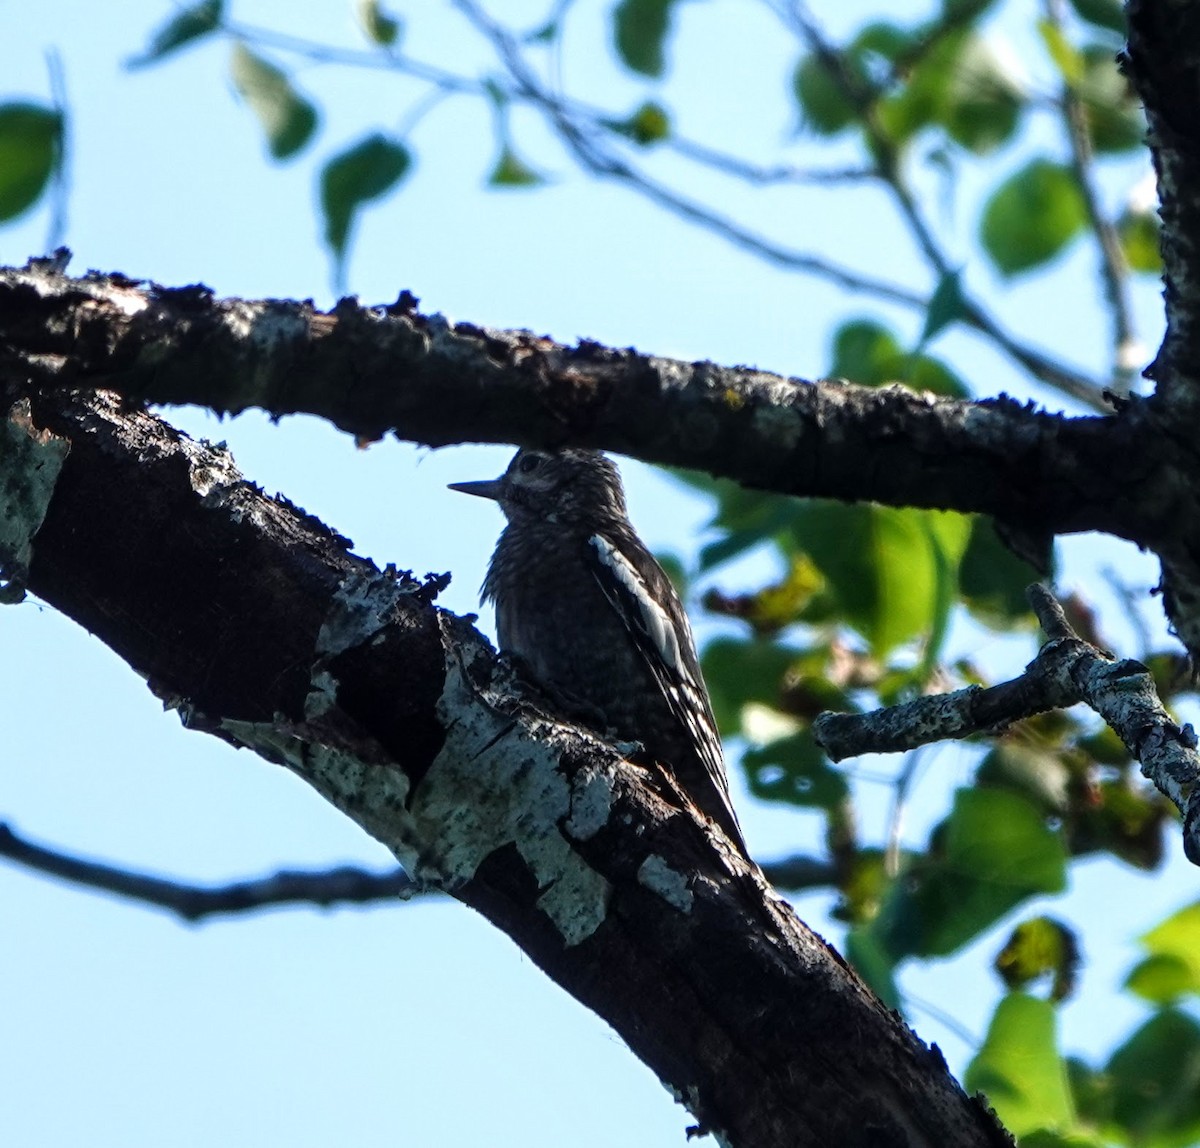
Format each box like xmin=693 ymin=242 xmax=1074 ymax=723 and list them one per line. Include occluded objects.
xmin=1043 ymin=0 xmax=1138 ymax=389
xmin=813 ymin=584 xmax=1200 ymax=864
xmin=885 ymin=747 xmax=928 ymax=877
xmin=0 ymin=820 xmax=431 ymax=921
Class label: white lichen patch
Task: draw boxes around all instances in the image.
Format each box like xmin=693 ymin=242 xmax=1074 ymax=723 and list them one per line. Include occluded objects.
xmin=637 ymin=854 xmax=694 ymax=913
xmin=179 ymin=436 xmax=241 ymax=499
xmin=315 ymin=570 xmax=412 ymax=658
xmin=0 ymin=400 xmax=70 ymax=587
xmin=220 ymin=715 xmax=417 ymax=862
xmin=411 ymin=629 xmax=612 ymax=945
xmin=305 ymin=570 xmax=422 ymax=718
xmin=564 ymin=768 xmax=617 ymax=841
xmin=750 ymin=383 xmax=806 ymax=451
xmin=305 ymin=669 xmax=339 ymax=719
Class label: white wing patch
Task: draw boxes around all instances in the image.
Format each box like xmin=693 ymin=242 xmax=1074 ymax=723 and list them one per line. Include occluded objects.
xmin=589 ymin=534 xmax=685 ymax=674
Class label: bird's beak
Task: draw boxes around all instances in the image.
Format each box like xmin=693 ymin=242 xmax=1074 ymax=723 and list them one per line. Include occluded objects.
xmin=448 ymin=477 xmax=504 ymax=501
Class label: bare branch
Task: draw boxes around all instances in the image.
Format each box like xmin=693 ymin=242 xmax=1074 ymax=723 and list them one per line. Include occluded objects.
xmin=0 ymin=822 xmax=428 ymax=921
xmin=0 ymin=259 xmax=1158 ymax=551
xmin=813 ymin=584 xmax=1200 ymax=864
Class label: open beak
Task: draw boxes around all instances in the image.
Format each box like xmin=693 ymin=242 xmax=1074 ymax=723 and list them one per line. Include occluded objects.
xmin=448 ymin=477 xmax=504 ymax=501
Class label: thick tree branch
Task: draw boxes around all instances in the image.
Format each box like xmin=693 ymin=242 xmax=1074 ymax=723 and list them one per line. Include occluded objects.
xmin=0 ymin=383 xmax=1010 ymax=1147
xmin=813 ymin=585 xmax=1200 ymax=864
xmin=0 ymin=258 xmax=1179 ymax=552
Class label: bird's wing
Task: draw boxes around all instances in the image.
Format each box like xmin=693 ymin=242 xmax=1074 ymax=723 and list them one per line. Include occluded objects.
xmin=585 ymin=531 xmax=733 ymax=806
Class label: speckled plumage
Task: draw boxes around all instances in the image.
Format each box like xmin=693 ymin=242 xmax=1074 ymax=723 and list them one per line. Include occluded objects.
xmin=451 ymin=447 xmax=745 ymax=852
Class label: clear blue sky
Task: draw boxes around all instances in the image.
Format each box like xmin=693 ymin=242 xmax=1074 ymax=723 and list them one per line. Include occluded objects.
xmin=1 ymin=4 xmax=1192 ymax=1146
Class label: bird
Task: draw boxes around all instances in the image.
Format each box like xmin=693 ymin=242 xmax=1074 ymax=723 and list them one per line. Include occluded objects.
xmin=450 ymin=447 xmax=745 ymax=853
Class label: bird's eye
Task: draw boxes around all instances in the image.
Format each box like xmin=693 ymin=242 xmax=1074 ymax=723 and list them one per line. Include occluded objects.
xmin=517 ymin=454 xmax=542 ymax=475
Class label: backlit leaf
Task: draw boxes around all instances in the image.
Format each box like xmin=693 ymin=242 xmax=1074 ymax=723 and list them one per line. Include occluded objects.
xmin=965 ymin=993 xmax=1075 ymax=1138
xmin=0 ymin=103 xmax=61 ymax=222
xmin=981 ymin=158 xmax=1086 ymax=276
xmin=231 ymin=43 xmax=318 ymax=161
xmin=127 ymin=0 xmax=223 ymax=69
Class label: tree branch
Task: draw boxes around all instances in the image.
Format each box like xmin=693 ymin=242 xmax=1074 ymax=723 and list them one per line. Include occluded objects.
xmin=1125 ymin=0 xmax=1200 ymax=422
xmin=0 ymin=821 xmax=429 ymax=921
xmin=813 ymin=584 xmax=1200 ymax=864
xmin=0 ymin=382 xmax=1011 ymax=1147
xmin=0 ymin=258 xmax=1165 ymax=549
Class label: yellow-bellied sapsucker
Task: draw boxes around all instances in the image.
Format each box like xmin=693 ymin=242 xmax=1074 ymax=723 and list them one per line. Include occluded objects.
xmin=451 ymin=448 xmax=745 ymax=853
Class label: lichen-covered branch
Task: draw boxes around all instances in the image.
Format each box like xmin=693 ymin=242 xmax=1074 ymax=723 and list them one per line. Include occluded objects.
xmin=813 ymin=585 xmax=1200 ymax=864
xmin=0 ymin=383 xmax=1011 ymax=1148
xmin=0 ymin=256 xmax=1175 ymax=552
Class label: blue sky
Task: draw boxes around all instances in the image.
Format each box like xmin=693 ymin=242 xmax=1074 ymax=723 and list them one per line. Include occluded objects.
xmin=1 ymin=3 xmax=1193 ymax=1146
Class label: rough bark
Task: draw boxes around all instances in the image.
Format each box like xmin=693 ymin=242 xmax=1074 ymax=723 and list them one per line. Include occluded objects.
xmin=0 ymin=384 xmax=1011 ymax=1148
xmin=0 ymin=260 xmax=1179 ymax=541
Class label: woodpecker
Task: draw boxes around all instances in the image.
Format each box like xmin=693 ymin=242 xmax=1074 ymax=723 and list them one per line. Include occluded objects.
xmin=450 ymin=447 xmax=745 ymax=853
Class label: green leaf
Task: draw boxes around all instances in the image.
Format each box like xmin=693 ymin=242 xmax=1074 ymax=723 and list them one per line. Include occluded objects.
xmin=1125 ymin=954 xmax=1200 ymax=1006
xmin=903 ymin=355 xmax=970 ymax=398
xmin=965 ymin=993 xmax=1075 ymax=1138
xmin=706 ymin=555 xmax=826 ymax=635
xmin=792 ymin=53 xmax=865 ymax=136
xmin=942 ymin=0 xmax=1001 ymax=17
xmin=995 ymin=916 xmax=1080 ymax=1001
xmin=0 ymin=103 xmax=61 ymax=223
xmin=320 ymin=133 xmax=411 ymax=280
xmin=608 ymin=100 xmax=671 ymax=145
xmin=1068 ymin=0 xmax=1126 ymax=36
xmin=845 ymin=926 xmax=901 ymax=1009
xmin=980 ymin=158 xmax=1087 ymax=277
xmin=920 ymin=270 xmax=967 ymax=345
xmin=127 ymin=0 xmax=223 ymax=69
xmin=1066 ymin=1057 xmax=1114 ymax=1134
xmin=852 ymin=21 xmax=915 ymax=64
xmin=870 ymin=788 xmax=1067 ymax=960
xmin=1106 ymin=1009 xmax=1200 ymax=1146
xmin=790 ymin=502 xmax=969 ymax=658
xmin=487 ymin=144 xmax=548 ymax=187
xmin=1037 ymin=18 xmax=1085 ymax=85
xmin=959 ymin=515 xmax=1045 ymax=627
xmin=230 ymin=44 xmax=318 ymax=161
xmin=356 ymin=0 xmax=401 ymax=47
xmin=700 ymin=636 xmax=799 ymax=736
xmin=1127 ymin=901 xmax=1200 ymax=1003
xmin=940 ymin=35 xmax=1025 ymax=154
xmin=976 ymin=743 xmax=1070 ymax=814
xmin=613 ymin=0 xmax=675 ymax=78
xmin=1118 ymin=209 xmax=1162 ymax=274
xmin=829 ymin=318 xmax=903 ymax=384
xmin=742 ymin=731 xmax=849 ymax=809
xmin=828 ymin=317 xmax=968 ymax=396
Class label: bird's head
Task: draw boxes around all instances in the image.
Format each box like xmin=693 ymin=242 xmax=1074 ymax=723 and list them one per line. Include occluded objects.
xmin=450 ymin=448 xmax=627 ymax=526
